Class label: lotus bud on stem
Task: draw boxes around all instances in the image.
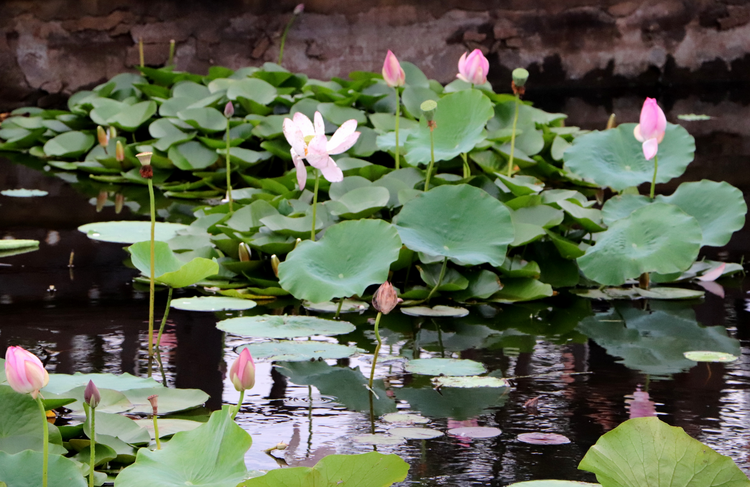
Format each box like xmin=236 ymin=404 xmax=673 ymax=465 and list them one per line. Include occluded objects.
xmin=421 ymin=100 xmax=438 ymax=191
xmin=137 ymin=152 xmax=157 ymax=376
xmin=368 ymin=282 xmax=402 ymax=390
xmin=147 ymin=395 xmax=161 ymax=449
xmin=382 ymin=51 xmax=406 ymax=170
xmin=115 ymin=140 xmax=125 ymax=167
xmin=84 ymin=380 xmax=100 ymax=487
xmin=238 ymin=242 xmax=251 ymax=262
xmin=279 ymin=4 xmax=304 ymax=65
xmin=507 ymin=68 xmax=529 ymax=178
xmin=168 ymin=39 xmax=175 ymax=66
xmin=96 ymin=126 xmax=108 ymax=147
xmin=271 ymin=254 xmax=280 ymax=278
xmin=606 ymin=113 xmax=617 ymax=130
xmin=230 ymin=348 xmax=256 ymax=419
xmin=109 ymin=127 xmax=117 ymax=140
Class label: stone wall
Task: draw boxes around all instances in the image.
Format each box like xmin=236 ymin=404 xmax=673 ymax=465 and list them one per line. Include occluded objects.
xmin=2 ymin=0 xmax=750 ymax=109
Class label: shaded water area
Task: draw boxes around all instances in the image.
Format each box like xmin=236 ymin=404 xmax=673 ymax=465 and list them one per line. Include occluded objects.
xmin=2 ymin=86 xmax=750 ymax=485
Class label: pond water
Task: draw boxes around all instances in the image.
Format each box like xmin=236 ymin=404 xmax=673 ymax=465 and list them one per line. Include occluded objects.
xmin=2 ymin=87 xmax=750 ymax=485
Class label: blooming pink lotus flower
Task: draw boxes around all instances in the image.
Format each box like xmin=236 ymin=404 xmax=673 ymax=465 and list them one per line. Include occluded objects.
xmin=229 ymin=348 xmax=256 ymax=391
xmin=457 ymin=49 xmax=489 ymax=85
xmin=5 ymin=346 xmax=49 ymax=398
xmin=633 ymin=98 xmax=667 ymax=160
xmin=282 ymin=111 xmax=360 ymax=190
xmin=382 ymin=50 xmax=406 ymax=88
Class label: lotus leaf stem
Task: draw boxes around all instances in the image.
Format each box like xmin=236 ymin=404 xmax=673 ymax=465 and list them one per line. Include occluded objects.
xmin=147 ymin=178 xmax=156 ymax=377
xmin=650 ymin=155 xmax=659 ymax=199
xmin=310 ymin=170 xmax=320 ymax=241
xmin=424 ymin=127 xmax=436 ymax=191
xmin=88 ymin=404 xmax=96 ymax=487
xmin=507 ymin=95 xmax=520 ymax=177
xmin=233 ymin=390 xmax=245 ymax=420
xmin=394 ymin=89 xmax=401 ymax=170
xmin=36 ymin=396 xmax=48 ymax=487
xmin=225 ymin=117 xmax=233 ymax=213
xmin=461 ymin=153 xmax=470 ymax=178
xmin=155 ymin=287 xmax=174 ymax=350
xmin=368 ymin=311 xmax=383 ymax=391
xmin=152 ymin=413 xmax=161 ymax=450
xmin=139 ymin=38 xmax=144 ymax=68
xmin=424 ymin=257 xmax=448 ymax=303
xmin=335 ymin=299 xmax=344 ymax=319
xmin=278 ymin=14 xmax=297 ymax=65
xmin=168 ymin=39 xmax=175 ymax=66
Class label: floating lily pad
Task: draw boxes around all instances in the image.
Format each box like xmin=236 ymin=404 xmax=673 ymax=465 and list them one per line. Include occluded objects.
xmin=400 ymin=306 xmax=469 ymax=317
xmin=351 ymin=434 xmax=405 ymax=446
xmin=404 ymin=358 xmax=486 ymax=377
xmin=303 ymin=300 xmax=370 ymax=313
xmin=0 ymin=239 xmax=39 ymax=250
xmin=0 ymin=189 xmax=48 ymax=197
xmin=508 ymin=481 xmax=600 ymax=486
xmin=78 ymin=221 xmax=189 ymax=244
xmin=171 ymin=296 xmax=256 ymax=311
xmin=389 ymin=427 xmax=444 ymax=440
xmin=517 ymin=432 xmax=571 ymax=445
xmin=382 ymin=413 xmax=429 ymax=424
xmin=432 ymin=376 xmax=510 ymax=389
xmin=238 ymin=341 xmax=361 ymax=362
xmin=683 ymin=351 xmax=739 ymax=363
xmin=43 ymin=131 xmax=95 ymax=158
xmin=217 ymin=315 xmax=355 ymax=338
xmin=447 ymin=427 xmax=502 ymax=439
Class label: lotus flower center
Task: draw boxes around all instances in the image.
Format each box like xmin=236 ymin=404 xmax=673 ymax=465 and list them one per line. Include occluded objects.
xmin=304 ymin=135 xmax=315 ymax=144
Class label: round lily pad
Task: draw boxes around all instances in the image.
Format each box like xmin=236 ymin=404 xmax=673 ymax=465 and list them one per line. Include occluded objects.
xmin=517 ymin=432 xmax=571 ymax=445
xmin=404 ymin=358 xmax=486 ymax=377
xmin=216 ymin=315 xmax=355 ymax=338
xmin=303 ymin=300 xmax=370 ymax=313
xmin=1 ymin=189 xmax=48 ymax=197
xmin=400 ymin=306 xmax=469 ymax=317
xmin=382 ymin=413 xmax=429 ymax=424
xmin=238 ymin=341 xmax=361 ymax=362
xmin=509 ymin=482 xmax=600 ymax=486
xmin=447 ymin=426 xmax=502 ymax=439
xmin=171 ymin=296 xmax=257 ymax=311
xmin=683 ymin=351 xmax=739 ymax=363
xmin=389 ymin=427 xmax=444 ymax=439
xmin=351 ymin=434 xmax=405 ymax=445
xmin=432 ymin=376 xmax=510 ymax=389
xmin=78 ymin=221 xmax=189 ymax=244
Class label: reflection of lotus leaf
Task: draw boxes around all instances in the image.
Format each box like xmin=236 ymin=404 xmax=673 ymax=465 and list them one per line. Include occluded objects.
xmin=447 ymin=426 xmax=502 ymax=439
xmin=389 ymin=427 xmax=444 ymax=439
xmin=395 ymin=385 xmax=508 ymax=420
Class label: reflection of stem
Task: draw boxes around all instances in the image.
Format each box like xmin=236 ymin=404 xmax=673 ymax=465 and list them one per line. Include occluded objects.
xmin=36 ymin=397 xmax=48 ymax=487
xmin=225 ymin=118 xmax=233 ymax=213
xmin=507 ymin=95 xmax=520 ymax=177
xmin=650 ymin=155 xmax=659 ymax=199
xmin=435 ymin=319 xmax=445 ymax=358
xmin=368 ymin=312 xmax=383 ymax=390
xmin=394 ymin=90 xmax=401 ymax=170
xmin=147 ymin=179 xmax=156 ymax=377
xmin=155 ymin=287 xmax=174 ymax=386
xmin=368 ymin=387 xmax=375 ymax=435
xmin=334 ymin=299 xmax=344 ymax=319
xmin=424 ymin=257 xmax=447 ymax=303
xmin=424 ymin=126 xmax=436 ymax=191
xmin=307 ymin=385 xmax=313 ymax=457
xmin=88 ymin=406 xmax=96 ymax=487
xmin=310 ymin=170 xmax=320 ymax=241
xmin=233 ymin=390 xmax=245 ymax=419
xmin=278 ymin=14 xmax=297 ymax=65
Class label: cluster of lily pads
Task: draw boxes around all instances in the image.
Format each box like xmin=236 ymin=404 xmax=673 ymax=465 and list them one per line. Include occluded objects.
xmin=1 ymin=60 xmax=746 ymax=311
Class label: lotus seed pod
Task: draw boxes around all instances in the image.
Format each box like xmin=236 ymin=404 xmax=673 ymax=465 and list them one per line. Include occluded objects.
xmin=136 ymin=152 xmax=153 ymax=166
xmin=420 ymin=100 xmax=437 ymax=122
xmin=512 ymin=68 xmax=529 ymax=87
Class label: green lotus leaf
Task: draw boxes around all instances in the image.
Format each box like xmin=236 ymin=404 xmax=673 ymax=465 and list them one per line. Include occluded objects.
xmin=128 ymin=241 xmax=219 ymax=288
xmin=43 ymin=131 xmax=95 ymax=158
xmin=451 ymin=270 xmax=503 ymax=301
xmin=404 ymin=358 xmax=486 ymax=376
xmin=563 ymin=123 xmax=695 ymax=191
xmin=78 ymin=221 xmax=189 ymax=244
xmin=260 ymin=214 xmax=324 ymax=239
xmin=404 ymin=89 xmax=494 ymax=164
xmin=495 ymin=174 xmax=544 ymax=196
xmin=351 ymin=434 xmax=405 ymax=446
xmin=318 ymin=102 xmax=368 ymax=125
xmin=225 ymin=199 xmax=278 ymax=232
xmin=557 ymin=200 xmax=606 ymax=232
xmin=217 ymin=315 xmax=355 ymax=338
xmin=432 ymin=376 xmax=510 ymax=388
xmin=394 ymin=184 xmax=513 ymax=266
xmin=579 ymin=203 xmax=702 ymax=285
xmin=108 ymin=101 xmax=157 ymax=131
xmin=170 ymin=296 xmax=257 ymax=311
xmin=579 ymin=417 xmax=750 ymax=487
xmin=395 ymin=384 xmax=508 ymax=420
xmin=401 ymin=86 xmax=439 ymax=118
xmin=683 ymin=351 xmax=739 ymax=363
xmin=250 ymin=115 xmax=287 ymax=139
xmin=177 ymin=107 xmax=226 ymax=133
xmin=601 ymin=194 xmax=651 ymax=225
xmin=488 ymin=278 xmax=553 ymax=302
xmin=238 ymin=341 xmax=361 ymax=362
xmin=238 ymin=452 xmax=409 ymax=487
xmin=43 ymin=372 xmax=159 ymax=395
xmin=278 ymin=220 xmax=401 ymax=302
xmin=122 ymin=387 xmax=209 ymax=415
xmin=226 ymin=78 xmax=277 ymax=105
xmin=0 ymin=386 xmax=67 ymax=455
xmin=83 ymin=412 xmax=150 ymax=445
xmin=168 ymin=140 xmax=219 ymax=170
xmin=329 ymin=176 xmax=372 ymax=199
xmin=0 ymin=451 xmax=86 ymax=487
xmin=498 ymin=256 xmax=541 ymax=279
xmin=634 ymin=287 xmax=705 ymax=300
xmin=327 ymin=186 xmax=390 ymax=219
xmin=488 ymin=102 xmax=545 ymax=156
xmin=114 ymin=407 xmax=251 ymax=487
xmin=172 ymin=80 xmax=210 ymax=99
xmin=382 ymin=413 xmax=429 ymax=424
xmin=0 ymin=239 xmax=39 ymax=251
xmin=303 ymin=299 xmax=369 ymax=313
xmin=46 ymin=386 xmax=133 ymax=415
xmin=133 ymin=419 xmax=202 ymax=439
xmin=0 ymin=189 xmax=48 ymax=198
xmin=418 ymin=262 xmax=469 ymax=291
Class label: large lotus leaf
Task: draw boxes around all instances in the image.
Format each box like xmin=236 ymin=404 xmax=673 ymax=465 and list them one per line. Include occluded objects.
xmin=404 ymin=89 xmax=494 ymax=164
xmin=0 ymin=451 xmax=86 ymax=487
xmin=278 ymin=220 xmax=401 ymax=302
xmin=43 ymin=131 xmax=94 ymax=158
xmin=177 ymin=107 xmax=226 ymax=133
xmin=327 ymin=186 xmax=390 ymax=219
xmin=239 ymin=452 xmax=408 ymax=487
xmin=0 ymin=386 xmax=67 ymax=455
xmin=170 ymin=296 xmax=257 ymax=312
xmin=579 ymin=417 xmax=750 ymax=487
xmin=226 ymin=78 xmax=276 ymax=105
xmin=260 ymin=214 xmax=323 ymax=239
xmin=509 ymin=481 xmax=600 ymax=486
xmin=318 ymin=102 xmax=368 ymax=125
xmin=394 ymin=184 xmax=513 ymax=266
xmin=83 ymin=412 xmax=150 ymax=445
xmin=488 ymin=278 xmax=553 ymax=303
xmin=578 ymin=203 xmax=702 ymax=286
xmin=108 ymin=101 xmax=157 ymax=131
xmin=563 ymin=123 xmax=695 ymax=191
xmin=238 ymin=341 xmax=361 ymax=362
xmin=168 ymin=140 xmax=219 ymax=170
xmin=114 ymin=407 xmax=251 ymax=487
xmin=128 ymin=241 xmax=219 ymax=288
xmin=217 ymin=315 xmax=355 ymax=338
xmin=78 ymin=221 xmax=189 ymax=244
xmin=601 ymin=194 xmax=651 ymax=226
xmin=47 ymin=386 xmax=133 ymax=415
xmin=395 ymin=384 xmax=508 ymax=420
xmin=43 ymin=372 xmax=159 ymax=395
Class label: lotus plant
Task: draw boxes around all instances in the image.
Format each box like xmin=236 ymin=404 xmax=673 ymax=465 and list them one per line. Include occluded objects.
xmin=229 ymin=348 xmax=256 ymax=419
xmin=84 ymin=380 xmax=100 ymax=487
xmin=282 ymin=111 xmax=360 ymax=240
xmin=279 ymin=3 xmax=304 ymax=65
xmin=136 ymin=151 xmax=157 ymax=375
xmin=634 ymin=98 xmax=667 ymax=198
xmin=507 ymin=67 xmax=529 ymax=177
xmin=382 ymin=50 xmax=406 ymax=170
xmin=5 ymin=346 xmax=50 ymax=487
xmin=224 ymin=101 xmax=235 ymax=213
xmin=457 ymin=49 xmax=489 ymax=86
xmin=368 ymin=282 xmax=402 ymax=390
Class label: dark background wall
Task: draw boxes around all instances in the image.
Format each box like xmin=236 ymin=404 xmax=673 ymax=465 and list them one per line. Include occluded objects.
xmin=1 ymin=0 xmax=749 ymax=109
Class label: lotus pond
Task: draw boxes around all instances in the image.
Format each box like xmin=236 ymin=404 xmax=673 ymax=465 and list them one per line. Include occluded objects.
xmin=1 ymin=56 xmax=750 ymax=486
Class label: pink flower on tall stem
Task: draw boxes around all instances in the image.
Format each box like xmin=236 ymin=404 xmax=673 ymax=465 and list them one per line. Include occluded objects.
xmin=5 ymin=346 xmax=49 ymax=399
xmin=457 ymin=49 xmax=489 ymax=85
xmin=382 ymin=50 xmax=406 ymax=88
xmin=229 ymin=348 xmax=256 ymax=392
xmin=633 ymin=98 xmax=666 ymax=161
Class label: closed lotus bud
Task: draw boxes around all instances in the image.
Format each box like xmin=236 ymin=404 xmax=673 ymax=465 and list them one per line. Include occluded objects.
xmin=512 ymin=68 xmax=529 ymax=88
xmin=271 ymin=254 xmax=280 ymax=278
xmin=115 ymin=193 xmax=124 ymax=214
xmin=115 ymin=141 xmax=125 ymax=162
xmin=382 ymin=50 xmax=406 ymax=88
xmin=97 ymin=126 xmax=108 ymax=147
xmin=606 ymin=113 xmax=616 ymax=130
xmin=293 ymin=3 xmax=304 ymax=15
xmin=457 ymin=49 xmax=489 ymax=85
xmin=109 ymin=126 xmax=117 ymax=140
xmin=224 ymin=101 xmax=234 ymax=118
xmin=372 ymin=281 xmax=402 ymax=315
xmin=229 ymin=348 xmax=256 ymax=391
xmin=96 ymin=190 xmax=107 ymax=212
xmin=238 ymin=242 xmax=251 ymax=262
xmin=84 ymin=380 xmax=100 ymax=408
xmin=4 ymin=346 xmax=49 ymax=399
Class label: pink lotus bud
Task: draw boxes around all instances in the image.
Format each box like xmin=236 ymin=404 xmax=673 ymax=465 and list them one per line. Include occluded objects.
xmin=229 ymin=348 xmax=256 ymax=391
xmin=224 ymin=102 xmax=234 ymax=118
xmin=97 ymin=126 xmax=108 ymax=147
xmin=633 ymin=98 xmax=667 ymax=161
xmin=382 ymin=50 xmax=406 ymax=88
xmin=293 ymin=3 xmax=304 ymax=15
xmin=84 ymin=380 xmax=100 ymax=408
xmin=457 ymin=49 xmax=489 ymax=85
xmin=372 ymin=281 xmax=402 ymax=315
xmin=115 ymin=141 xmax=125 ymax=162
xmin=4 ymin=346 xmax=49 ymax=398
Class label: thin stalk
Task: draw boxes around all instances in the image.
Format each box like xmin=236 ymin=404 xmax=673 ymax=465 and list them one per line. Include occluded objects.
xmin=147 ymin=179 xmax=156 ymax=377
xmin=650 ymin=155 xmax=659 ymax=199
xmin=139 ymin=38 xmax=144 ymax=68
xmin=335 ymin=299 xmax=344 ymax=319
xmin=424 ymin=257 xmax=447 ymax=303
xmin=424 ymin=128 xmax=436 ymax=191
xmin=368 ymin=312 xmax=383 ymax=390
xmin=152 ymin=413 xmax=161 ymax=450
xmin=168 ymin=39 xmax=175 ymax=66
xmin=225 ymin=118 xmax=233 ymax=213
xmin=36 ymin=396 xmax=48 ymax=487
xmin=507 ymin=95 xmax=520 ymax=177
xmin=88 ymin=406 xmax=96 ymax=487
xmin=461 ymin=153 xmax=470 ymax=178
xmin=233 ymin=390 xmax=245 ymax=420
xmin=394 ymin=90 xmax=401 ymax=170
xmin=278 ymin=15 xmax=297 ymax=65
xmin=155 ymin=287 xmax=174 ymax=349
xmin=310 ymin=170 xmax=320 ymax=241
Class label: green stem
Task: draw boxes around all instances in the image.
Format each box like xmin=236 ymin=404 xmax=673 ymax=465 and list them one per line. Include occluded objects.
xmin=233 ymin=390 xmax=246 ymax=420
xmin=650 ymin=155 xmax=659 ymax=199
xmin=36 ymin=396 xmax=48 ymax=487
xmin=461 ymin=153 xmax=470 ymax=179
xmin=334 ymin=299 xmax=344 ymax=319
xmin=310 ymin=170 xmax=320 ymax=241
xmin=424 ymin=129 xmax=436 ymax=191
xmin=278 ymin=15 xmax=297 ymax=65
xmin=152 ymin=413 xmax=161 ymax=450
xmin=168 ymin=40 xmax=175 ymax=66
xmin=147 ymin=179 xmax=156 ymax=377
xmin=394 ymin=90 xmax=401 ymax=170
xmin=368 ymin=312 xmax=383 ymax=390
xmin=88 ymin=406 xmax=96 ymax=487
xmin=226 ymin=118 xmax=233 ymax=213
xmin=507 ymin=95 xmax=520 ymax=177
xmin=424 ymin=257 xmax=447 ymax=303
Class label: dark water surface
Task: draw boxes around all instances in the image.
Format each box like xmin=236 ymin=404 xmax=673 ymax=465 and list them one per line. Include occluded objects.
xmin=2 ymin=88 xmax=750 ymax=485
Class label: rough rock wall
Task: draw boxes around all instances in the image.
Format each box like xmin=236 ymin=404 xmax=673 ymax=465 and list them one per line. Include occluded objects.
xmin=2 ymin=0 xmax=749 ymax=109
